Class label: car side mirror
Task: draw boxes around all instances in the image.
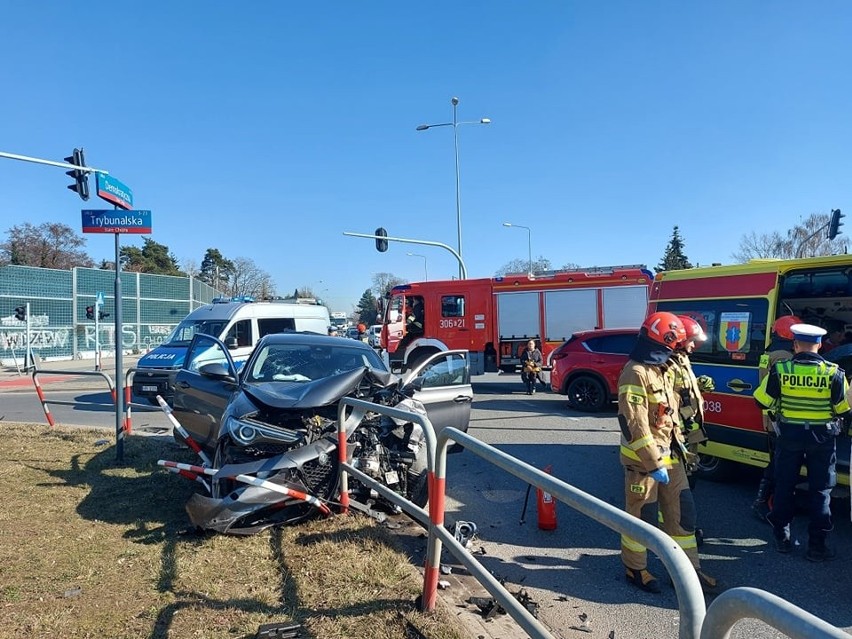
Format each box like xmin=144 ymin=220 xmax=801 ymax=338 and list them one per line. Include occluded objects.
xmin=198 ymin=362 xmax=236 ymax=382
xmin=225 ymin=337 xmax=239 ymax=350
xmin=405 ymin=376 xmax=425 ymax=393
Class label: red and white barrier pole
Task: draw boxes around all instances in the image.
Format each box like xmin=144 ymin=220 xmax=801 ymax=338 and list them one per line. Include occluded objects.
xmin=155 ymin=396 xmax=211 ymax=466
xmin=157 ymin=460 xmax=331 ymax=516
xmin=32 ymin=374 xmax=56 ymax=427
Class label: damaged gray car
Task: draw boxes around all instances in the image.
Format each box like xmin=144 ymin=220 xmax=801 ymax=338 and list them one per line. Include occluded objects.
xmin=160 ymin=331 xmax=472 ymax=535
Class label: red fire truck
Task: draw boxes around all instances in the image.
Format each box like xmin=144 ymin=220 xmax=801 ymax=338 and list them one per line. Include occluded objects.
xmin=381 ymin=265 xmax=653 ymax=375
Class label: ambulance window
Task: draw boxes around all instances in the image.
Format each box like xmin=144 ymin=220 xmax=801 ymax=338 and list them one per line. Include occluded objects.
xmin=442 ymin=296 xmax=465 ymax=318
xmin=655 ymin=299 xmax=768 ymax=366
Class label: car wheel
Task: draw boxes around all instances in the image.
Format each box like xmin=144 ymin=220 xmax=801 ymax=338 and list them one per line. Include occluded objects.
xmin=694 ymin=454 xmax=736 ymax=482
xmin=566 ymin=375 xmax=607 ymax=412
xmin=211 ymin=441 xmax=238 ymax=499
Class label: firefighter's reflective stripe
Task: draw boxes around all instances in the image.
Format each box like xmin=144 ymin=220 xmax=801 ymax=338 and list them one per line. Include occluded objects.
xmin=619 ymin=446 xmax=679 ymax=465
xmin=776 ymin=360 xmax=837 ymax=424
xmin=621 ymin=535 xmax=645 ymax=553
xmin=672 ymin=533 xmax=698 ymax=550
xmin=620 ymin=383 xmax=647 ymax=405
xmin=628 ymin=434 xmax=655 ymax=451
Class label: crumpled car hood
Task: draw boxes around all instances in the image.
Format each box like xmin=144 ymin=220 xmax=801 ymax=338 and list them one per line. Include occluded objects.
xmin=240 ymin=366 xmax=399 ymax=410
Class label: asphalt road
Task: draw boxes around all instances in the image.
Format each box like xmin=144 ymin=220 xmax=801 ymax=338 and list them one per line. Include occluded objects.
xmin=3 ymin=373 xmax=851 ymax=638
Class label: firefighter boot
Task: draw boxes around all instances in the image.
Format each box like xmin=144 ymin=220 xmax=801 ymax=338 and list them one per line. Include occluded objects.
xmin=695 ymin=569 xmax=719 ymax=594
xmin=625 ymin=567 xmax=661 ymax=594
xmin=751 ymin=478 xmax=772 ymax=523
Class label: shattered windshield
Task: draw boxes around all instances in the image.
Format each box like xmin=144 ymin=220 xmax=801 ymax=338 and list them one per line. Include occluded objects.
xmin=246 ymin=343 xmax=386 ymax=383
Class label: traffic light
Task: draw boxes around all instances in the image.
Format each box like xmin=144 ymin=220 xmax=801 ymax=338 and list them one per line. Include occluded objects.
xmin=85 ymin=305 xmax=95 ymax=320
xmin=98 ymin=310 xmax=110 ymax=320
xmin=828 ymin=208 xmax=844 ymax=240
xmin=64 ymin=148 xmax=90 ymax=201
xmin=14 ymin=305 xmax=26 ymax=322
xmin=375 ymin=227 xmax=388 ymax=253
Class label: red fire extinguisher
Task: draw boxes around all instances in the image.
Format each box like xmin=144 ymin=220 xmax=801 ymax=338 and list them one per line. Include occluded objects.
xmin=536 ymin=464 xmax=557 ymax=530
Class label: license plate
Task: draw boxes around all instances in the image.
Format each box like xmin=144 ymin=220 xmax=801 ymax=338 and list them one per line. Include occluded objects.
xmin=141 ymin=385 xmax=158 ymax=392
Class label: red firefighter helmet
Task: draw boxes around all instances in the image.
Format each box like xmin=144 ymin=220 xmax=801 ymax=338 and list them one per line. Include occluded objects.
xmin=772 ymin=315 xmax=803 ymax=341
xmin=642 ymin=312 xmax=686 ymax=347
xmin=677 ymin=315 xmax=707 ymax=347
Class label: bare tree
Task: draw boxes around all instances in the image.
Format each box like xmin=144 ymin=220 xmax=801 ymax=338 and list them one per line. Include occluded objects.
xmin=0 ymin=222 xmax=94 ymax=269
xmin=181 ymin=258 xmax=200 ymax=278
xmin=495 ymin=256 xmax=552 ymax=276
xmin=371 ymin=272 xmax=408 ymax=299
xmin=227 ymin=257 xmax=275 ymax=298
xmin=733 ymin=212 xmax=846 ymax=262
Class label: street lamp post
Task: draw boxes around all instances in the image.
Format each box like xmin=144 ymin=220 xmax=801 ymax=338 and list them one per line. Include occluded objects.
xmin=417 ymin=97 xmax=490 ymax=279
xmin=503 ymin=222 xmax=533 ymax=276
xmin=406 ymin=252 xmax=428 ymax=281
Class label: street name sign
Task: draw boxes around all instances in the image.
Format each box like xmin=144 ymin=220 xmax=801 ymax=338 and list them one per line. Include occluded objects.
xmin=82 ymin=210 xmax=152 ymax=234
xmin=95 ymin=173 xmax=133 ymax=210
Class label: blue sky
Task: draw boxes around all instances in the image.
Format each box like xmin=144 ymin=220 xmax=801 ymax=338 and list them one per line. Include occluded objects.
xmin=1 ymin=3 xmax=850 ymax=312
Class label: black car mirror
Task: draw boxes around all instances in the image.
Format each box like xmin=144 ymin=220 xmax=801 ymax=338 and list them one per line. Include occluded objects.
xmin=404 ymin=376 xmax=425 ymax=394
xmin=199 ymin=362 xmax=236 ymax=382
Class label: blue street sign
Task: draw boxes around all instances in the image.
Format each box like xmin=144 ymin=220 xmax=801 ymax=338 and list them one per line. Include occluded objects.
xmin=82 ymin=210 xmax=152 ymax=234
xmin=96 ymin=291 xmax=105 ymax=306
xmin=96 ymin=173 xmax=133 ymax=210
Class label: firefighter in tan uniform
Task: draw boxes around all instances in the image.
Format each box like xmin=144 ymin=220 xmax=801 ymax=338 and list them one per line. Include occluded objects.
xmin=618 ymin=312 xmax=717 ymax=593
xmin=670 ymin=316 xmax=714 ymax=472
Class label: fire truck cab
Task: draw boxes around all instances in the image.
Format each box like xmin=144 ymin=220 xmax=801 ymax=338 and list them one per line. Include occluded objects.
xmin=381 ymin=266 xmax=653 ymax=375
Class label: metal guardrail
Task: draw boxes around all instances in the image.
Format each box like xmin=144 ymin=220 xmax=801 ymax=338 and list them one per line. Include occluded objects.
xmin=700 ymin=587 xmax=849 ymax=639
xmin=31 ymin=368 xmax=117 ymax=428
xmin=434 ymin=427 xmax=707 ymax=639
xmin=337 ymin=397 xmax=555 ymax=639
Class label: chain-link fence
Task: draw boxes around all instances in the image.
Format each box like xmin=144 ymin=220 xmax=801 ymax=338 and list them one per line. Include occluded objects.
xmin=0 ymin=265 xmax=219 ymax=365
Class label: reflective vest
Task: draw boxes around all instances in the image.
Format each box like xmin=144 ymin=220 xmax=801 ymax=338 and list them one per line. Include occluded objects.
xmin=774 ymin=359 xmax=836 ymax=425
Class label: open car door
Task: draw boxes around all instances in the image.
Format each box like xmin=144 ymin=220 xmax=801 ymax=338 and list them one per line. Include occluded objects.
xmin=172 ymin=334 xmax=240 ymax=453
xmin=401 ymin=349 xmax=473 ymax=440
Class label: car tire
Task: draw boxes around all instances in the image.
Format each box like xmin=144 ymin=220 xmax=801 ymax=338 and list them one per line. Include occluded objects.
xmin=694 ymin=454 xmax=736 ymax=482
xmin=565 ymin=375 xmax=607 ymax=412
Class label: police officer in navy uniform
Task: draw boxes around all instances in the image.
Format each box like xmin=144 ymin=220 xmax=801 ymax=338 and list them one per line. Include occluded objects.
xmin=754 ymin=323 xmax=851 ymax=561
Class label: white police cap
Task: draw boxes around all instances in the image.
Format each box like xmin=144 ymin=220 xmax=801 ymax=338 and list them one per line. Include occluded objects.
xmin=789 ymin=323 xmax=827 ymax=343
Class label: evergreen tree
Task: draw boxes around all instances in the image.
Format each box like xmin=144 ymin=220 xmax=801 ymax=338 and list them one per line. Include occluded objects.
xmin=356 ymin=288 xmax=379 ymax=325
xmin=199 ymin=248 xmax=235 ymax=290
xmin=655 ymin=226 xmax=693 ymax=273
xmin=120 ymin=238 xmax=182 ymax=275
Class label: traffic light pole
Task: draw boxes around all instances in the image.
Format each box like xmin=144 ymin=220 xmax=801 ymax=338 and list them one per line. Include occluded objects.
xmin=343 ymin=231 xmax=468 ymax=279
xmin=94 ymin=300 xmax=100 ymax=372
xmin=113 ymin=223 xmax=125 ymax=463
xmin=0 ymin=150 xmax=109 ymax=175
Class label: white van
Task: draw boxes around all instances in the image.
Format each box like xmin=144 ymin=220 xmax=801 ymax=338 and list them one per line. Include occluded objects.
xmin=367 ymin=324 xmax=382 ymax=348
xmin=132 ymin=299 xmax=330 ymax=404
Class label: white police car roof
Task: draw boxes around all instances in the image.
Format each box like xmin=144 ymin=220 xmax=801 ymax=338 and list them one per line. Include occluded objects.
xmin=789 ymin=323 xmax=827 ymax=342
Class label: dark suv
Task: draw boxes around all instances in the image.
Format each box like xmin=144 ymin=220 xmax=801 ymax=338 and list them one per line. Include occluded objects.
xmin=550 ymin=328 xmax=638 ymax=411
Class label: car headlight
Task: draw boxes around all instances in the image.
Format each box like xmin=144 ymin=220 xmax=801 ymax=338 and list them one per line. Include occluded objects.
xmin=225 ymin=416 xmax=258 ymax=445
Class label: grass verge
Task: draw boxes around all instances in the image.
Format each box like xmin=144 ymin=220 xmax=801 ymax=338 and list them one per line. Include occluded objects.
xmin=0 ymin=423 xmax=466 ymax=639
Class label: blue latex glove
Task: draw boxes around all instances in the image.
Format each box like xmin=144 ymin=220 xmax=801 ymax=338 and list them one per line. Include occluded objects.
xmin=649 ymin=467 xmax=670 ymax=484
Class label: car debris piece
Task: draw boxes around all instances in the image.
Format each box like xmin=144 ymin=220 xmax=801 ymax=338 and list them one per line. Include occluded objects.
xmin=440 ymin=564 xmax=453 ymax=574
xmin=569 ymin=612 xmax=592 ymax=633
xmin=255 ymin=622 xmax=304 ymax=638
xmin=453 ymin=520 xmax=477 ymax=548
xmin=513 ymin=588 xmax=539 ymax=618
xmin=437 ymin=579 xmax=451 ymax=590
xmin=468 ymin=596 xmax=506 ymax=620
xmin=63 ymin=587 xmax=82 ymax=598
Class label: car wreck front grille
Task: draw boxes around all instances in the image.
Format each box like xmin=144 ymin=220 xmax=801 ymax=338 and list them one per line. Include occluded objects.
xmin=299 ymin=456 xmax=338 ymax=499
xmin=240 ymin=443 xmax=300 ymax=459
